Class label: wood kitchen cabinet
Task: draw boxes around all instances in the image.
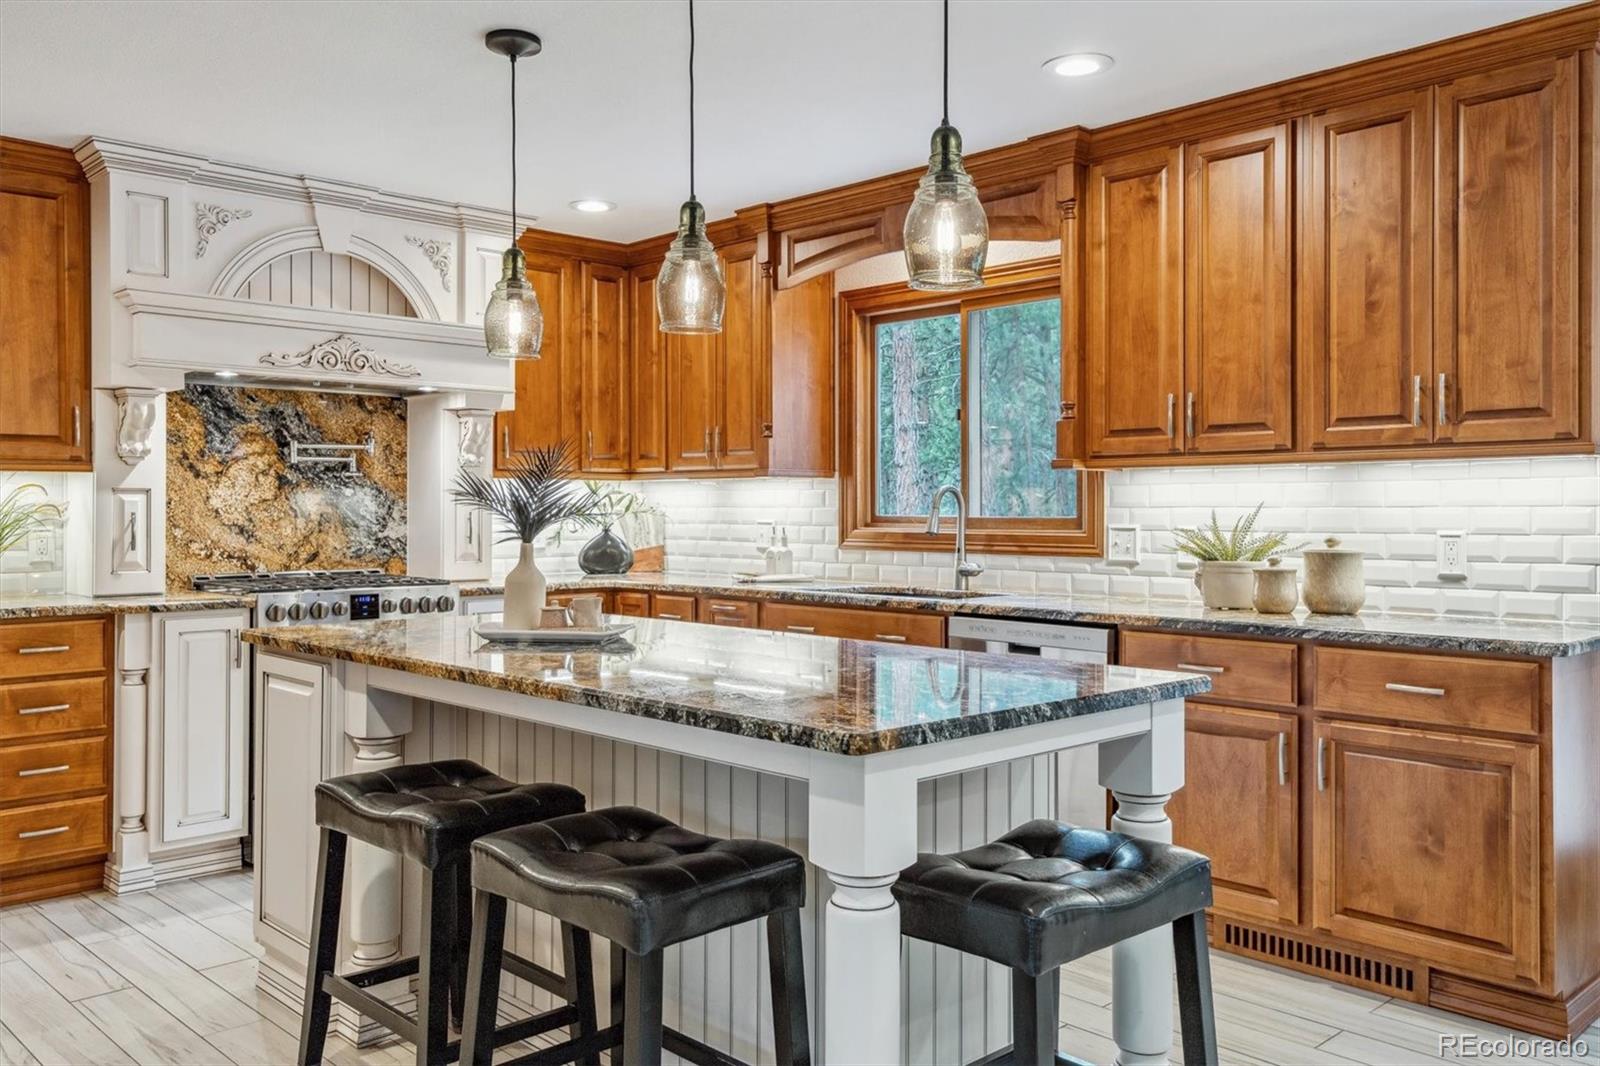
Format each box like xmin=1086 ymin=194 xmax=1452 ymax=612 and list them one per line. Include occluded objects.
xmin=1165 ymin=703 xmax=1299 ymax=925
xmin=578 ymin=261 xmax=631 ymax=473
xmin=493 ymin=248 xmax=578 ymax=475
xmin=628 ymin=264 xmax=669 ymax=473
xmin=1311 ymin=718 xmax=1540 ymax=984
xmin=0 ymin=138 xmax=91 ymax=471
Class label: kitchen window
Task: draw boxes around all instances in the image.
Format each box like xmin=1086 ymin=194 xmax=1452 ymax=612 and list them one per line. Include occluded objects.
xmin=840 ymin=259 xmax=1104 ymax=556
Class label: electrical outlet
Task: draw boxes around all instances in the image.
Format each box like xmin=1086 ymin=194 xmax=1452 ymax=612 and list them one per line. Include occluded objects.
xmin=27 ymin=532 xmax=53 ymax=563
xmin=1436 ymin=530 xmax=1467 ymax=581
xmin=1107 ymin=524 xmax=1140 ymax=567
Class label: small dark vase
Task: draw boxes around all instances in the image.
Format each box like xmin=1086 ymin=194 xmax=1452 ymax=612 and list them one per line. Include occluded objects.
xmin=578 ymin=523 xmax=633 ymax=575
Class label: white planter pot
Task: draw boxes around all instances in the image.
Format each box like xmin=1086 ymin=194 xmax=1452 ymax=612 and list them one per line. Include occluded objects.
xmin=502 ymin=541 xmax=548 ymax=628
xmin=1194 ymin=561 xmax=1258 ymax=610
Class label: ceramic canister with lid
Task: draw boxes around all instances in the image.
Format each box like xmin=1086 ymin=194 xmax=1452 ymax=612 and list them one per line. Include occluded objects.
xmin=1252 ymin=557 xmax=1299 ymax=614
xmin=1301 ymin=536 xmax=1365 ymax=615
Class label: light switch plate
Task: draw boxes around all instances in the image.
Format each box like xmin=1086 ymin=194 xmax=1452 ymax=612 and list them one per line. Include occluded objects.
xmin=1107 ymin=524 xmax=1140 ymax=567
xmin=1436 ymin=530 xmax=1467 ymax=581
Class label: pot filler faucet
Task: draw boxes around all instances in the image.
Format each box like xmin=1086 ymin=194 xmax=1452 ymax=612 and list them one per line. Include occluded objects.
xmin=925 ymin=484 xmax=984 ymax=591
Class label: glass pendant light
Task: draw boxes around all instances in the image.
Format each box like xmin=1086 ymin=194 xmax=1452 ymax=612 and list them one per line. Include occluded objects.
xmin=483 ymin=29 xmax=544 ymax=359
xmin=903 ymin=0 xmax=988 ymax=291
xmin=657 ymin=0 xmax=725 ymax=334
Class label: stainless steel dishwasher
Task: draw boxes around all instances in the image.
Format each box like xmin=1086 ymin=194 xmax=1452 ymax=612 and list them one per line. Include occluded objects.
xmin=947 ymin=614 xmax=1117 ymax=828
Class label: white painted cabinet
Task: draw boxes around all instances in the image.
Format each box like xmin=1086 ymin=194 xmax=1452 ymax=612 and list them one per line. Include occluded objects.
xmin=153 ymin=609 xmax=248 ymax=849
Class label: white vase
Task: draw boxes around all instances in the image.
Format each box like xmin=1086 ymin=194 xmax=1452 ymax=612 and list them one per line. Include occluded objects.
xmin=1194 ymin=561 xmax=1258 ymax=610
xmin=503 ymin=541 xmax=547 ymax=628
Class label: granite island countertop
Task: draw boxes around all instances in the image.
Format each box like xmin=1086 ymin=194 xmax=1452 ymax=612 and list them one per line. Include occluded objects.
xmin=243 ymin=613 xmax=1210 ymax=756
xmin=460 ymin=572 xmax=1600 ymax=658
xmin=0 ymin=590 xmax=255 ymax=620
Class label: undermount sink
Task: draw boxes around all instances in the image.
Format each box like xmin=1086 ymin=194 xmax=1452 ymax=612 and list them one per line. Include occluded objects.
xmin=824 ymin=584 xmax=988 ymax=600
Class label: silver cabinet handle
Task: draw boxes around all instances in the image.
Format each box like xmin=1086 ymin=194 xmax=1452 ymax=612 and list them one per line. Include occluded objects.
xmin=18 ymin=764 xmax=69 ymax=778
xmin=73 ymin=405 xmax=82 ymax=448
xmin=18 ymin=825 xmax=68 ymax=839
xmin=1411 ymin=375 xmax=1422 ymax=426
xmin=1185 ymin=391 xmax=1195 ymax=440
xmin=502 ymin=426 xmax=511 ymax=459
xmin=708 ymin=604 xmax=740 ymax=613
xmin=1385 ymin=682 xmax=1445 ymax=697
xmin=1436 ymin=372 xmax=1448 ymax=427
xmin=1175 ymin=662 xmax=1225 ymax=674
xmin=234 ymin=631 xmax=242 ymax=668
xmin=586 ymin=429 xmax=595 ymax=460
xmin=1277 ymin=733 xmax=1288 ymax=786
xmin=18 ymin=645 xmax=70 ymax=655
xmin=714 ymin=426 xmax=722 ymax=458
xmin=1166 ymin=393 xmax=1176 ymax=440
xmin=1316 ymin=737 xmax=1327 ymax=792
xmin=703 ymin=428 xmax=711 ymax=457
xmin=656 ymin=612 xmax=683 ymax=620
xmin=785 ymin=625 xmax=816 ymax=634
xmin=18 ymin=703 xmax=70 ymax=716
xmin=875 ymin=634 xmax=908 ymax=643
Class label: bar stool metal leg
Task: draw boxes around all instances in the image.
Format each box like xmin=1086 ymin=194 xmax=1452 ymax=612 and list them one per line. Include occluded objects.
xmin=450 ymin=858 xmax=472 ymax=1031
xmin=562 ymin=923 xmax=599 ymax=1066
xmin=416 ymin=866 xmax=455 ymax=1066
xmin=1173 ymin=910 xmax=1219 ymax=1066
xmin=298 ymin=828 xmax=347 ymax=1066
xmin=621 ymin=949 xmax=666 ymax=1066
xmin=767 ymin=908 xmax=812 ymax=1066
xmin=459 ymin=888 xmax=507 ymax=1066
xmin=1012 ymin=968 xmax=1061 ymax=1066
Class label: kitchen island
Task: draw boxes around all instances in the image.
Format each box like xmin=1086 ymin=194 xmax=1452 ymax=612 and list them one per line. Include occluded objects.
xmin=244 ymin=613 xmax=1209 ymax=1065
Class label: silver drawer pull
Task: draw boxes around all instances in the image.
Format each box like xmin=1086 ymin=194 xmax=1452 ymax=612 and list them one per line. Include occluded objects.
xmin=785 ymin=625 xmax=816 ymax=634
xmin=18 ymin=645 xmax=70 ymax=655
xmin=18 ymin=765 xmax=69 ymax=778
xmin=18 ymin=703 xmax=71 ymax=716
xmin=1277 ymin=733 xmax=1288 ymax=786
xmin=656 ymin=613 xmax=683 ymax=620
xmin=874 ymin=634 xmax=908 ymax=643
xmin=18 ymin=825 xmax=68 ymax=839
xmin=1385 ymin=682 xmax=1445 ymax=697
xmin=709 ymin=605 xmax=740 ymax=613
xmin=1175 ymin=662 xmax=1225 ymax=675
xmin=1316 ymin=737 xmax=1327 ymax=792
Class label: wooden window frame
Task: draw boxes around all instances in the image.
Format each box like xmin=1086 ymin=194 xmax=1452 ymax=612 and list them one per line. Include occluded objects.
xmin=838 ymin=257 xmax=1105 ymax=557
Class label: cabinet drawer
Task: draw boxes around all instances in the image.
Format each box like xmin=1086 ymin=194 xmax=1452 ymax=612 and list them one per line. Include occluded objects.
xmin=613 ymin=591 xmax=651 ymax=618
xmin=760 ymin=602 xmax=945 ymax=647
xmin=547 ymin=590 xmax=611 ymax=613
xmin=0 ymin=736 xmax=106 ymax=803
xmin=1313 ymin=646 xmax=1541 ymax=735
xmin=0 ymin=677 xmax=106 ymax=740
xmin=1120 ymin=630 xmax=1298 ymax=707
xmin=699 ymin=597 xmax=758 ymax=628
xmin=650 ymin=593 xmax=697 ymax=621
xmin=0 ymin=795 xmax=108 ymax=866
xmin=0 ymin=619 xmax=107 ymax=680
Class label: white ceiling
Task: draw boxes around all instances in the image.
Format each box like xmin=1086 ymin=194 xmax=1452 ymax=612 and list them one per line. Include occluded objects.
xmin=0 ymin=0 xmax=1577 ymax=242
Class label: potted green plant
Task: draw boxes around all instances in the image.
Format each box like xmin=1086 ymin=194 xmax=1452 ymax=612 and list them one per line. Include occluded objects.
xmin=1172 ymin=505 xmax=1305 ymax=610
xmin=0 ymin=481 xmax=64 ymax=558
xmin=451 ymin=441 xmax=599 ymax=628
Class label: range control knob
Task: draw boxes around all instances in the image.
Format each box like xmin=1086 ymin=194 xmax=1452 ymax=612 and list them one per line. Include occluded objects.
xmin=399 ymin=596 xmax=415 ymax=614
xmin=286 ymin=603 xmax=304 ymax=621
xmin=434 ymin=595 xmax=455 ymax=613
xmin=264 ymin=604 xmax=286 ymax=622
xmin=418 ymin=598 xmax=435 ymax=613
xmin=331 ymin=602 xmax=348 ymax=617
xmin=382 ymin=598 xmax=396 ymax=613
xmin=309 ymin=602 xmax=329 ymax=620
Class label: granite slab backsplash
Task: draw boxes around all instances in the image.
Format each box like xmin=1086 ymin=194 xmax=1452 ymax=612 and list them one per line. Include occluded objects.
xmin=167 ymin=384 xmax=407 ymax=588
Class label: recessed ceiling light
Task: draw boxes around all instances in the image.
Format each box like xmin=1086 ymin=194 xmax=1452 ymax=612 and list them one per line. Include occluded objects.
xmin=1043 ymin=52 xmax=1114 ymax=78
xmin=215 ymin=370 xmax=238 ymax=378
xmin=570 ymin=199 xmax=616 ymax=213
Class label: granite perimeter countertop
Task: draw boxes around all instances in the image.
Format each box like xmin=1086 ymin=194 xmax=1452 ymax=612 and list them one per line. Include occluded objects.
xmin=457 ymin=572 xmax=1600 ymax=658
xmin=243 ymin=613 xmax=1210 ymax=756
xmin=0 ymin=591 xmax=254 ymax=620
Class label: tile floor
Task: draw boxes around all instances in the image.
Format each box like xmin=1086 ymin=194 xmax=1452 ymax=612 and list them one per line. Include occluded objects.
xmin=0 ymin=870 xmax=1596 ymax=1065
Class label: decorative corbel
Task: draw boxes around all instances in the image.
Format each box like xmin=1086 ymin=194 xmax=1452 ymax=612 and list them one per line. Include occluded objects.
xmin=112 ymin=388 xmax=162 ymax=465
xmin=453 ymin=409 xmax=494 ymax=471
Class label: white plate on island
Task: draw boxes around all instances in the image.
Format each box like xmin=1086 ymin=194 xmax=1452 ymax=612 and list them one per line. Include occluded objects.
xmin=474 ymin=622 xmax=635 ymax=644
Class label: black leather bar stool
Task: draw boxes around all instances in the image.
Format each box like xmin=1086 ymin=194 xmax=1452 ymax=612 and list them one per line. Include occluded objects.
xmin=459 ymin=805 xmax=811 ymax=1066
xmin=297 ymin=759 xmax=590 ymax=1066
xmin=894 ymin=819 xmax=1218 ymax=1066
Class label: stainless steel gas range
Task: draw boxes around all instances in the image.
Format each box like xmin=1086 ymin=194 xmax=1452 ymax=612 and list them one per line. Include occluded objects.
xmin=193 ymin=569 xmax=458 ymax=626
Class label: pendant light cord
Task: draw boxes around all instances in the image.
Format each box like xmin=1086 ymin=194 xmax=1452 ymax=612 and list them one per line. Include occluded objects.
xmin=688 ymin=0 xmax=697 ymax=200
xmin=941 ymin=0 xmax=949 ymax=126
xmin=509 ymin=54 xmax=519 ymax=241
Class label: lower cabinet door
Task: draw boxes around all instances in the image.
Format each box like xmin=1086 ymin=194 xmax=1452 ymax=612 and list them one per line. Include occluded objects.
xmin=1312 ymin=719 xmax=1540 ymax=982
xmin=158 ymin=611 xmax=248 ymax=846
xmin=1167 ymin=703 xmax=1299 ymax=925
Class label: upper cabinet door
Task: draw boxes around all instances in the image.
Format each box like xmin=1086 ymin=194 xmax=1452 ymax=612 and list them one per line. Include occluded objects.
xmin=0 ymin=145 xmax=90 ymax=471
xmin=496 ymin=251 xmax=577 ymax=473
xmin=629 ymin=265 xmax=668 ymax=473
xmin=1435 ymin=56 xmax=1579 ymax=444
xmin=1184 ymin=124 xmax=1293 ymax=454
xmin=716 ymin=242 xmax=769 ymax=472
xmin=1085 ymin=146 xmax=1184 ymax=458
xmin=1300 ymin=91 xmax=1434 ymax=450
xmin=578 ymin=262 xmax=631 ymax=473
xmin=665 ymin=330 xmax=720 ymax=472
